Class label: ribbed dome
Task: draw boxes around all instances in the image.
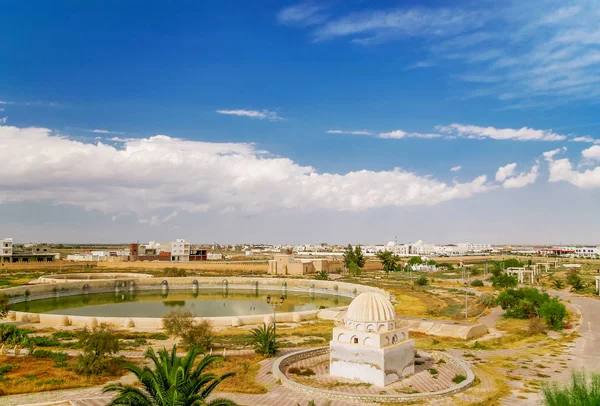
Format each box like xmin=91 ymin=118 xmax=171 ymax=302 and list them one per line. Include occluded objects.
xmin=345 ymin=292 xmax=396 ymax=323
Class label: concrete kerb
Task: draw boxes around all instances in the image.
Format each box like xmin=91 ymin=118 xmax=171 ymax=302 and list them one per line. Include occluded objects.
xmin=272 ymin=347 xmax=476 ymax=404
xmin=2 ymin=277 xmax=386 ymax=329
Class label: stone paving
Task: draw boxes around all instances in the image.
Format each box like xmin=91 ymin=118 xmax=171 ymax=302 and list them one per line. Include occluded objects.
xmin=284 ymin=351 xmax=464 ymax=395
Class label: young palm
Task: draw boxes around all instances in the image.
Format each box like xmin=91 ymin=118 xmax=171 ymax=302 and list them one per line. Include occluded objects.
xmin=251 ymin=323 xmax=278 ymax=357
xmin=103 ymin=345 xmax=237 ymax=406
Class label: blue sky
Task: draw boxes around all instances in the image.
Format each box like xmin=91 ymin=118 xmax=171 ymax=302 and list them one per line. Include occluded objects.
xmin=1 ymin=0 xmax=600 ymax=244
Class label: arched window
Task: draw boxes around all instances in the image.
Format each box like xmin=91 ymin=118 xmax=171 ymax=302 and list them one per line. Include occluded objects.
xmin=392 ymin=334 xmax=398 ymax=344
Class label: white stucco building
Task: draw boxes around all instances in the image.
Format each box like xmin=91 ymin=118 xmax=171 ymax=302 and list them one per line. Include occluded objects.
xmin=330 ymin=292 xmax=415 ymax=386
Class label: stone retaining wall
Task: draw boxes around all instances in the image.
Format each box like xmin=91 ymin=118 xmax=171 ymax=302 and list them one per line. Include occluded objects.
xmin=272 ymin=347 xmax=475 ymax=403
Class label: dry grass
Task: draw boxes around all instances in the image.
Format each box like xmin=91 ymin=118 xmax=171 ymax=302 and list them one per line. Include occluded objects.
xmin=206 ymin=354 xmax=268 ymax=394
xmin=0 ymin=355 xmax=120 ymax=396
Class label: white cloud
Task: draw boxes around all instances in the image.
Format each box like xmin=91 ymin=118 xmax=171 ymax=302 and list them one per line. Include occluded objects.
xmin=495 ymin=163 xmax=517 ymax=182
xmin=90 ymin=129 xmax=126 ymax=135
xmin=450 ymin=165 xmax=462 ymax=172
xmin=571 ymin=136 xmax=596 ymax=143
xmin=138 ymin=210 xmax=178 ymax=226
xmin=0 ymin=117 xmax=6 ymax=125
xmin=495 ymin=162 xmax=539 ymax=188
xmin=437 ymin=124 xmax=566 ymax=141
xmin=281 ymin=1 xmax=600 ymax=105
xmin=216 ymin=109 xmax=283 ymax=121
xmin=544 ymin=147 xmax=600 ymax=188
xmin=378 ymin=130 xmax=441 ymax=139
xmin=582 ymin=145 xmax=600 ymax=161
xmin=327 ymin=129 xmax=374 ymax=135
xmin=502 ymin=164 xmax=539 ymax=189
xmin=310 ymin=7 xmax=489 ymax=43
xmin=0 ymin=124 xmax=498 ymax=217
xmin=277 ymin=3 xmax=327 ymax=26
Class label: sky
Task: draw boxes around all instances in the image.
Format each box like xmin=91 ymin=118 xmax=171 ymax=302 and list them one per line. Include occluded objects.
xmin=1 ymin=0 xmax=600 ymax=245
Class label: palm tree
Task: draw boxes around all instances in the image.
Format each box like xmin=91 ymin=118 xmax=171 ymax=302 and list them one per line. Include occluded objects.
xmin=103 ymin=345 xmax=238 ymax=406
xmin=251 ymin=323 xmax=278 ymax=357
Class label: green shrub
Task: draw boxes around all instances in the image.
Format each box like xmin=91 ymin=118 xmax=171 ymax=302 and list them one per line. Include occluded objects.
xmin=162 ymin=268 xmax=188 ymax=277
xmin=314 ymin=270 xmax=328 ymax=281
xmin=180 ymin=320 xmax=214 ymax=352
xmin=32 ymin=336 xmax=60 ymax=347
xmin=552 ymin=279 xmax=564 ymax=289
xmin=504 ymin=258 xmax=524 ymax=268
xmin=74 ymin=324 xmax=121 ymax=375
xmin=52 ymin=331 xmax=76 ymax=340
xmin=0 ymin=294 xmax=9 ymax=318
xmin=428 ymin=368 xmax=438 ymax=375
xmin=148 ymin=333 xmax=169 ymax=340
xmin=539 ymin=300 xmax=568 ymax=330
xmin=453 ymin=374 xmax=467 ymax=384
xmin=470 ymin=279 xmax=484 ymax=287
xmin=492 ymin=274 xmax=518 ymax=289
xmin=0 ymin=324 xmax=27 ymax=344
xmin=414 ymin=275 xmax=429 ymax=286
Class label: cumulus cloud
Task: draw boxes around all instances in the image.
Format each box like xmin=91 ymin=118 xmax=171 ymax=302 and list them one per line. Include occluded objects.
xmin=495 ymin=163 xmax=517 ymax=182
xmin=327 ymin=129 xmax=374 ymax=135
xmin=450 ymin=165 xmax=462 ymax=172
xmin=216 ymin=109 xmax=283 ymax=121
xmin=544 ymin=147 xmax=600 ymax=188
xmin=437 ymin=124 xmax=566 ymax=141
xmin=495 ymin=162 xmax=539 ymax=188
xmin=378 ymin=130 xmax=441 ymax=139
xmin=582 ymin=145 xmax=600 ymax=161
xmin=0 ymin=125 xmax=498 ymax=217
xmin=0 ymin=117 xmax=6 ymax=125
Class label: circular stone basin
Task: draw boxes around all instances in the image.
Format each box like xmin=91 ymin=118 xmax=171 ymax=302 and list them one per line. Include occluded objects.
xmin=11 ymin=289 xmax=351 ymax=318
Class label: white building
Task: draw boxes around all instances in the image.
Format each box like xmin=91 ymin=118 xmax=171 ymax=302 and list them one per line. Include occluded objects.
xmin=565 ymin=246 xmax=600 ymax=258
xmin=161 ymin=239 xmax=191 ymax=262
xmin=330 ymin=292 xmax=415 ymax=386
xmin=1 ymin=238 xmax=13 ymax=258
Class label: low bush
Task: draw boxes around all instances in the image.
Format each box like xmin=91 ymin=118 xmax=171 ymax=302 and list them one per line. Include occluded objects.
xmin=251 ymin=323 xmax=278 ymax=357
xmin=528 ymin=317 xmax=547 ymax=334
xmin=497 ymin=288 xmax=567 ymax=329
xmin=540 ymin=300 xmax=568 ymax=330
xmin=33 ymin=349 xmax=69 ymax=366
xmin=162 ymin=268 xmax=188 ymax=277
xmin=414 ymin=275 xmax=429 ymax=286
xmin=479 ymin=293 xmax=496 ymax=307
xmin=428 ymin=368 xmax=438 ymax=375
xmin=74 ymin=324 xmax=121 ymax=375
xmin=453 ymin=374 xmax=467 ymax=384
xmin=470 ymin=279 xmax=484 ymax=287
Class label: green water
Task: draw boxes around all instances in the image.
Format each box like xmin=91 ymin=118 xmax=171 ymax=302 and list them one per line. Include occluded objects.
xmin=11 ymin=289 xmax=350 ymax=318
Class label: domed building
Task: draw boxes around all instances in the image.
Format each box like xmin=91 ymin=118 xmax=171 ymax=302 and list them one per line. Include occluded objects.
xmin=330 ymin=291 xmax=415 ymax=386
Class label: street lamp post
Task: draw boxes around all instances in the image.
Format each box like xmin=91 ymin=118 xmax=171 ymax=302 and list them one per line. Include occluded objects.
xmin=266 ymin=294 xmax=285 ymax=336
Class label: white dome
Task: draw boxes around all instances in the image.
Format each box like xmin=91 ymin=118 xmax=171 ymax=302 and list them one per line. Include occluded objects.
xmin=345 ymin=292 xmax=396 ymax=323
xmin=386 ymin=241 xmax=396 ymax=247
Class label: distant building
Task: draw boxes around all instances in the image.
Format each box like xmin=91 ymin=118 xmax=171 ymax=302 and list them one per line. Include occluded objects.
xmin=1 ymin=238 xmax=57 ymax=263
xmin=267 ymin=254 xmax=329 ymax=276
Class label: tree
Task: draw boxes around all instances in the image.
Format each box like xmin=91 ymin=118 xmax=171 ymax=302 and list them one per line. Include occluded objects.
xmin=376 ymin=251 xmax=400 ymax=274
xmin=343 ymin=244 xmax=356 ymax=268
xmin=353 ymin=245 xmax=366 ymax=268
xmin=539 ymin=300 xmax=567 ymax=330
xmin=408 ymin=256 xmax=423 ymax=265
xmin=162 ymin=310 xmax=214 ymax=351
xmin=347 ymin=262 xmax=361 ymax=277
xmin=162 ymin=309 xmax=195 ymax=338
xmin=492 ymin=274 xmax=518 ymax=289
xmin=75 ymin=324 xmax=121 ymax=375
xmin=104 ymin=345 xmax=238 ymax=406
xmin=504 ymin=258 xmax=524 ymax=268
xmin=251 ymin=323 xmax=278 ymax=357
xmin=490 ymin=262 xmax=504 ymax=277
